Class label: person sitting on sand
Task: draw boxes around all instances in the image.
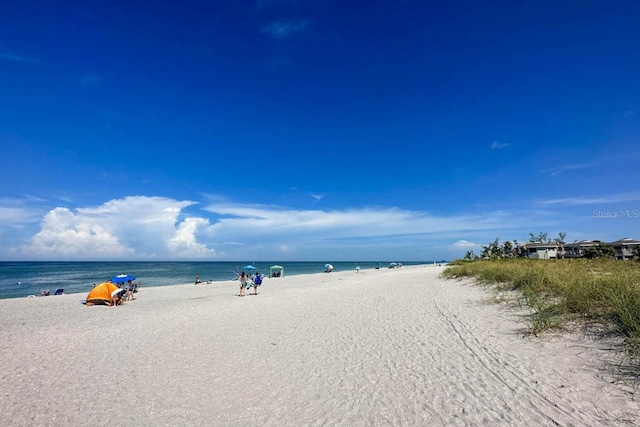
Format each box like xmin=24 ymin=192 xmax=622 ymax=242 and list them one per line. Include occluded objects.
xmin=111 ymin=289 xmax=125 ymax=307
xmin=251 ymin=272 xmax=262 ymax=295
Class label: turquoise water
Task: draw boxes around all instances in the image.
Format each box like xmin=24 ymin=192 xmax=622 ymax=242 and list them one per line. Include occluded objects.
xmin=0 ymin=261 xmax=432 ymax=299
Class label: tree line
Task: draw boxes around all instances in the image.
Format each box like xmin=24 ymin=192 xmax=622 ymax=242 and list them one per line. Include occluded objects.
xmin=463 ymin=232 xmax=640 ymax=261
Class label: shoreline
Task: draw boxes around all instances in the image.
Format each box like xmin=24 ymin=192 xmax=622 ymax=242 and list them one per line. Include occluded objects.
xmin=0 ymin=261 xmax=436 ymax=300
xmin=1 ymin=264 xmax=637 ymax=426
xmin=6 ymin=264 xmax=425 ymax=301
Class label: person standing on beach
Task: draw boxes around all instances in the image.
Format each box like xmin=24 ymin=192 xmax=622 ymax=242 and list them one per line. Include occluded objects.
xmin=195 ymin=274 xmax=201 ymax=285
xmin=239 ymin=271 xmax=247 ymax=297
xmin=251 ymin=272 xmax=262 ymax=295
xmin=126 ymin=280 xmax=136 ymax=301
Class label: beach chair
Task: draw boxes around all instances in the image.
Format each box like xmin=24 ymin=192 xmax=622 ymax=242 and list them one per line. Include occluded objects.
xmin=54 ymin=288 xmax=64 ymax=295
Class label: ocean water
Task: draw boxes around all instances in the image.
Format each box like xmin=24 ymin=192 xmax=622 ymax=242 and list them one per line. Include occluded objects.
xmin=0 ymin=261 xmax=432 ymax=299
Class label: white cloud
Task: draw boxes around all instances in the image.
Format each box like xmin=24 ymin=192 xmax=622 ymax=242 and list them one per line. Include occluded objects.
xmin=3 ymin=195 xmax=572 ymax=261
xmin=310 ymin=193 xmax=323 ymax=202
xmin=0 ymin=206 xmax=39 ymax=225
xmin=0 ymin=197 xmax=48 ymax=227
xmin=201 ymin=202 xmax=536 ymax=246
xmin=279 ymin=244 xmax=294 ymax=253
xmin=168 ymin=217 xmax=216 ymax=257
xmin=262 ymin=20 xmax=310 ymax=39
xmin=535 ymin=192 xmax=640 ymax=207
xmin=21 ymin=207 xmax=133 ymax=259
xmin=15 ymin=196 xmax=215 ymax=260
xmin=490 ymin=141 xmax=509 ymax=149
xmin=452 ymin=240 xmax=477 ymax=247
xmin=541 ymin=163 xmax=595 ymax=176
xmin=0 ymin=51 xmax=41 ymax=64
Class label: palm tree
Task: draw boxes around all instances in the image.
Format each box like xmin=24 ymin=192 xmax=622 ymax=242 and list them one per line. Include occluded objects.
xmin=555 ymin=232 xmax=567 ymax=259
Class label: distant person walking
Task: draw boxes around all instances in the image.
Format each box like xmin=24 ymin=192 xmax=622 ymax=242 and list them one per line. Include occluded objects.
xmin=239 ymin=271 xmax=247 ymax=297
xmin=251 ymin=272 xmax=262 ymax=295
xmin=195 ymin=274 xmax=201 ymax=285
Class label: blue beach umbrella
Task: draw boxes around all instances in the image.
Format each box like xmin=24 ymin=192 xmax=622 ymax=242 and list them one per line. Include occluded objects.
xmin=243 ymin=265 xmax=257 ymax=270
xmin=111 ymin=274 xmax=135 ymax=284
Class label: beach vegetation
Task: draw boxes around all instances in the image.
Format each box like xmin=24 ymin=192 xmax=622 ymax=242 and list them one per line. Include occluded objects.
xmin=443 ymin=258 xmax=640 ymax=371
xmin=582 ymin=243 xmax=616 ymax=259
xmin=463 ymin=250 xmax=477 ymax=261
xmin=478 ymin=238 xmax=523 ymax=259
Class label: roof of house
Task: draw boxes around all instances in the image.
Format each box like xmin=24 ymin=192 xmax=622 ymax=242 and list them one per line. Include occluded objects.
xmin=523 ymin=242 xmax=559 ymax=248
xmin=608 ymin=238 xmax=640 ymax=245
xmin=564 ymin=240 xmax=600 ymax=247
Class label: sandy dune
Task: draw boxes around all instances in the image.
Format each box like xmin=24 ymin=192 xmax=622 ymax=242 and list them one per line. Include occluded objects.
xmin=0 ymin=265 xmax=637 ymax=426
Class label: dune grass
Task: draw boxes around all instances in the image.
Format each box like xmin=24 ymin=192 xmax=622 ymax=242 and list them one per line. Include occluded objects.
xmin=443 ymin=259 xmax=640 ymax=366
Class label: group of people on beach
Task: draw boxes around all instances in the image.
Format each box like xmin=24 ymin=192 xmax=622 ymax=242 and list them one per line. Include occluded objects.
xmin=194 ymin=274 xmax=213 ymax=285
xmin=111 ymin=280 xmax=137 ymax=306
xmin=238 ymin=271 xmax=262 ymax=297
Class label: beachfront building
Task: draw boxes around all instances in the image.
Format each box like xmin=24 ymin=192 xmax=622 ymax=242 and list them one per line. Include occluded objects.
xmin=609 ymin=238 xmax=640 ymax=260
xmin=563 ymin=240 xmax=600 ymax=259
xmin=521 ymin=242 xmax=560 ymax=259
xmin=523 ymin=238 xmax=640 ymax=260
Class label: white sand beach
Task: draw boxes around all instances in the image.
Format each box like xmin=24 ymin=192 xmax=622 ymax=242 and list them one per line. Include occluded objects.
xmin=0 ymin=265 xmax=638 ymax=426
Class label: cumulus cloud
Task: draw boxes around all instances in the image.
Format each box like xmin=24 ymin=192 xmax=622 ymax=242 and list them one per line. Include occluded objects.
xmin=168 ymin=217 xmax=216 ymax=257
xmin=21 ymin=207 xmax=134 ymax=259
xmin=5 ymin=195 xmax=558 ymax=261
xmin=16 ymin=196 xmax=215 ymax=260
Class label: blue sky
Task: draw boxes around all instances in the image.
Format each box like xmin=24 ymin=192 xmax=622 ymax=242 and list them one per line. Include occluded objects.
xmin=1 ymin=0 xmax=639 ymax=261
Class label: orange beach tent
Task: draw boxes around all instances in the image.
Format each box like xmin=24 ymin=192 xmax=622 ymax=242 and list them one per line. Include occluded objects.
xmin=86 ymin=282 xmax=120 ymax=306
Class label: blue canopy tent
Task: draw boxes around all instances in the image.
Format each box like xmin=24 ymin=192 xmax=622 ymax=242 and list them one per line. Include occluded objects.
xmin=112 ymin=274 xmax=135 ymax=283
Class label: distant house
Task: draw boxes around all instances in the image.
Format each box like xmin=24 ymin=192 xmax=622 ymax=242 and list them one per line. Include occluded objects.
xmin=609 ymin=238 xmax=640 ymax=260
xmin=522 ymin=242 xmax=559 ymax=259
xmin=521 ymin=238 xmax=640 ymax=260
xmin=563 ymin=240 xmax=600 ymax=259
